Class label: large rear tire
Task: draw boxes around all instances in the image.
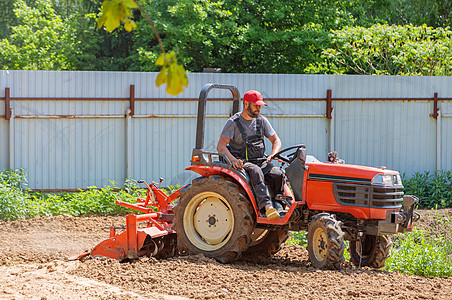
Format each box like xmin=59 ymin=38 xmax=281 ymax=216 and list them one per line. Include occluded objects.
xmin=174 ymin=176 xmax=255 ymax=263
xmin=244 ymin=229 xmax=290 ymax=256
xmin=349 ymin=235 xmax=392 ymax=268
xmin=307 ymin=213 xmax=346 ymax=270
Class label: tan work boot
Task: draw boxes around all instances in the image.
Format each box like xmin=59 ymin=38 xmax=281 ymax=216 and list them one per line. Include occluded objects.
xmin=265 ymin=207 xmax=280 ymax=220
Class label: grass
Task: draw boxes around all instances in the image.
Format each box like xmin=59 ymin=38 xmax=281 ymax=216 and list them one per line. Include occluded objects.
xmin=385 ymin=210 xmax=452 ymax=277
xmin=402 ymin=170 xmax=452 ymax=208
xmin=0 ymin=169 xmax=160 ymax=220
xmin=385 ymin=228 xmax=452 ymax=277
xmin=28 ymin=183 xmax=146 ymax=217
xmin=286 ymin=231 xmax=307 ymax=247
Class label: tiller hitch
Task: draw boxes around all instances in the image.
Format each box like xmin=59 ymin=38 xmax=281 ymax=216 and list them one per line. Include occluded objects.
xmin=69 ymin=179 xmax=185 ymax=261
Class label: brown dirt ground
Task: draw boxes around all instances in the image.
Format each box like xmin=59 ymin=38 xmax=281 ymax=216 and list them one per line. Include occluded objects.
xmin=0 ymin=211 xmax=451 ymax=300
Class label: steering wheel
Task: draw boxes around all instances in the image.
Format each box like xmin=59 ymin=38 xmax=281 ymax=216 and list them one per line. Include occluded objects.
xmin=272 ymin=144 xmax=306 ymax=164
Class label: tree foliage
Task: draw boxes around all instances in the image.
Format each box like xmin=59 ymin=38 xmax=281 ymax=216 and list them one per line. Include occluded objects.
xmin=97 ymin=0 xmax=188 ymax=95
xmin=130 ymin=0 xmax=355 ymax=73
xmin=2 ymin=0 xmax=452 ymax=77
xmin=0 ymin=0 xmax=79 ymax=70
xmin=309 ymin=24 xmax=452 ymax=76
xmin=0 ymin=0 xmax=17 ymax=39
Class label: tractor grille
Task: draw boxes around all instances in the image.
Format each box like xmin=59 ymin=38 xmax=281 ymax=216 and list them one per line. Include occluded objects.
xmin=333 ymin=183 xmax=403 ymax=209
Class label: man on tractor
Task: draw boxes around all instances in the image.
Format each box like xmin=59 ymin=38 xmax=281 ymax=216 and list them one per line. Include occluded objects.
xmin=217 ymin=90 xmax=283 ymax=220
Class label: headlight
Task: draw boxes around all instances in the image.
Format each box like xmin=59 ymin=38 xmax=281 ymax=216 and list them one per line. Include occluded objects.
xmin=371 ymin=174 xmax=394 ymax=186
xmin=394 ymin=174 xmax=402 ymax=186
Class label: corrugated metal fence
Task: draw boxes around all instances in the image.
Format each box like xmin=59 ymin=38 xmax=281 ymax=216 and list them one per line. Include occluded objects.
xmin=1 ymin=70 xmax=451 ymax=190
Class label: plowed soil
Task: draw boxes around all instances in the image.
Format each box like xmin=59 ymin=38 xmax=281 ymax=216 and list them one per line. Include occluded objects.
xmin=0 ymin=211 xmax=451 ymax=300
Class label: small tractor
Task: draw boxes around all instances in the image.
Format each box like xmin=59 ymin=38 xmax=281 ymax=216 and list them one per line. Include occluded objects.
xmin=72 ymin=84 xmax=420 ymax=270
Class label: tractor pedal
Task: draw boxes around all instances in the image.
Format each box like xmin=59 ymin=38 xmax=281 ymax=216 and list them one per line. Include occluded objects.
xmin=275 ymin=194 xmax=293 ymax=208
xmin=275 ymin=195 xmax=293 ymax=201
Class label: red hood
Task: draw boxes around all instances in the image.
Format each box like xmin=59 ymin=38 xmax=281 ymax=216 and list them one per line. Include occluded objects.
xmin=306 ymin=162 xmax=399 ymax=181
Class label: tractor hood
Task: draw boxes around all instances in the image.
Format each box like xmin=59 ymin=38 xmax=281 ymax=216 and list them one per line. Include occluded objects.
xmin=306 ymin=161 xmax=401 ymax=186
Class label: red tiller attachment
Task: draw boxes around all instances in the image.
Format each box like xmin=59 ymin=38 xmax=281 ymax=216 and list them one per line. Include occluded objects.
xmin=69 ymin=179 xmax=185 ymax=261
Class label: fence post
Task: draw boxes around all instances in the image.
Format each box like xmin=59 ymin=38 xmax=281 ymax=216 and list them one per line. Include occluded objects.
xmin=329 ymin=107 xmax=335 ymax=153
xmin=327 ymin=89 xmax=335 ymax=152
xmin=5 ymin=87 xmax=11 ymax=120
xmin=326 ymin=89 xmax=332 ymax=119
xmin=430 ymin=92 xmax=439 ymax=119
xmin=9 ymin=108 xmax=14 ymax=170
xmin=129 ymin=85 xmax=135 ymax=116
xmin=437 ymin=109 xmax=441 ymax=171
xmin=126 ymin=109 xmax=132 ymax=180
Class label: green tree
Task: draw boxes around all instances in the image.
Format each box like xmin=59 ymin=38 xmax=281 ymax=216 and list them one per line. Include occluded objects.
xmin=347 ymin=0 xmax=393 ymax=27
xmin=0 ymin=0 xmax=79 ymax=70
xmin=348 ymin=0 xmax=452 ymax=28
xmin=385 ymin=0 xmax=452 ymax=28
xmin=308 ymin=24 xmax=452 ymax=76
xmin=129 ymin=0 xmax=356 ymax=74
xmin=0 ymin=0 xmax=17 ymax=39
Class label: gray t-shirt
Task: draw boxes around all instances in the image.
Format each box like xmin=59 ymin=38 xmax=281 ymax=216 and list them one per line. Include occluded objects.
xmin=220 ymin=112 xmax=276 ymax=149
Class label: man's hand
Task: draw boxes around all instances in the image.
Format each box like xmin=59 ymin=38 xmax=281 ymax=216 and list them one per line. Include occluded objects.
xmin=231 ymin=157 xmax=244 ymax=169
xmin=267 ymin=134 xmax=281 ymax=164
xmin=218 ymin=136 xmax=243 ymax=169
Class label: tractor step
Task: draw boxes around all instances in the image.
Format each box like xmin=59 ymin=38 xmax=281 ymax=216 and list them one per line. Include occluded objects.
xmin=260 ymin=209 xmax=288 ymax=219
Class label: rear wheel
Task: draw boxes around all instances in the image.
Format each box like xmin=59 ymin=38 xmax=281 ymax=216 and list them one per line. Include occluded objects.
xmin=307 ymin=213 xmax=346 ymax=270
xmin=174 ymin=176 xmax=255 ymax=263
xmin=349 ymin=235 xmax=392 ymax=268
xmin=244 ymin=229 xmax=289 ymax=256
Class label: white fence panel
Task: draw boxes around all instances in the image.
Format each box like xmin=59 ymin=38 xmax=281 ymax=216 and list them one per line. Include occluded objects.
xmin=1 ymin=70 xmax=451 ymax=189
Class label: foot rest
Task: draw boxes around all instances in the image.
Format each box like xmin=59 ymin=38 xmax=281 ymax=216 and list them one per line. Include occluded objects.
xmin=261 ymin=209 xmax=288 ymax=220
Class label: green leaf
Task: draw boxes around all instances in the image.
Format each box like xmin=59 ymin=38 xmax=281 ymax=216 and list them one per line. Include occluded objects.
xmin=155 ymin=52 xmax=165 ymax=66
xmin=97 ymin=0 xmax=137 ymax=32
xmin=155 ymin=66 xmax=167 ymax=86
xmin=154 ymin=51 xmax=188 ymax=95
xmin=123 ymin=19 xmax=136 ymax=32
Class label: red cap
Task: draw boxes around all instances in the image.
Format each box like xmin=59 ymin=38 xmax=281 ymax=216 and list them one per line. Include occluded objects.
xmin=243 ymin=90 xmax=267 ymax=106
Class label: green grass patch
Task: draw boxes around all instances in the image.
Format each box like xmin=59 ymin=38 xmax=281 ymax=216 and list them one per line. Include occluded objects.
xmin=385 ymin=228 xmax=452 ymax=277
xmin=29 ymin=184 xmax=146 ymax=217
xmin=402 ymin=170 xmax=452 ymax=208
xmin=0 ymin=169 xmax=157 ymax=221
xmin=0 ymin=169 xmax=32 ymax=221
xmin=287 ymin=231 xmax=307 ymax=247
xmin=385 ymin=209 xmax=452 ymax=277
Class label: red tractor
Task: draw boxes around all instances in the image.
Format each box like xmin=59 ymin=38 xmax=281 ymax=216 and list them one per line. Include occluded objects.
xmin=74 ymin=84 xmax=419 ymax=270
xmin=173 ymin=84 xmax=419 ymax=269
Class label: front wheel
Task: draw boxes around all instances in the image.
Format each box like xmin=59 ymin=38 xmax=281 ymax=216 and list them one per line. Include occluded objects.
xmin=349 ymin=235 xmax=392 ymax=268
xmin=174 ymin=176 xmax=255 ymax=263
xmin=307 ymin=213 xmax=346 ymax=270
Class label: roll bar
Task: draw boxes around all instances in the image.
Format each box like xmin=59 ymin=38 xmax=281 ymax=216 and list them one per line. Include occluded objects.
xmin=195 ymin=83 xmax=240 ymax=150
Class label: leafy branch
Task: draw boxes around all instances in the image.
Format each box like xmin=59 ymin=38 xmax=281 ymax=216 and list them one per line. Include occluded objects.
xmin=317 ymin=24 xmax=452 ymax=76
xmin=97 ymin=0 xmax=187 ymax=95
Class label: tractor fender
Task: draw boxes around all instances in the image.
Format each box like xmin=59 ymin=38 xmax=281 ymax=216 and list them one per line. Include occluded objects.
xmin=186 ymin=164 xmax=259 ymax=213
xmin=185 ymin=164 xmax=295 ymax=216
